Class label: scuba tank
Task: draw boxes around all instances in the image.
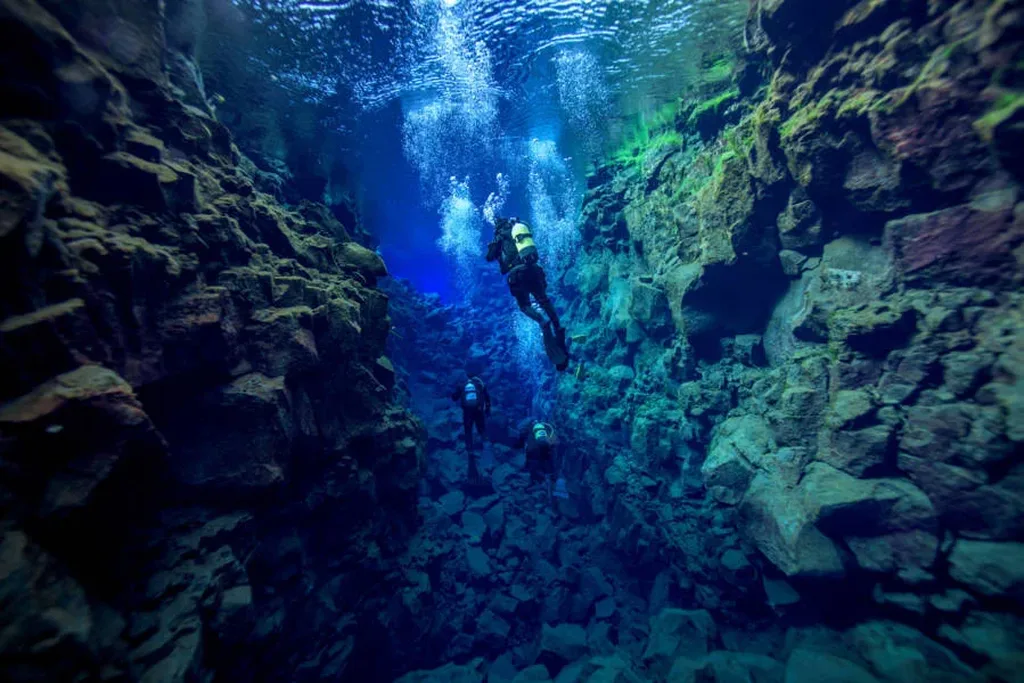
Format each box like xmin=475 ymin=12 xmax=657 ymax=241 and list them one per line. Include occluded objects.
xmin=533 ymin=422 xmax=551 ymax=444
xmin=463 ymin=380 xmax=479 ymax=409
xmin=511 ymin=221 xmax=539 ymax=264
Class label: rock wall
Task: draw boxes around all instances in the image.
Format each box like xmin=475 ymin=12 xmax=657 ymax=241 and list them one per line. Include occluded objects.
xmin=0 ymin=0 xmax=422 ymax=680
xmin=541 ymin=0 xmax=1023 ymax=680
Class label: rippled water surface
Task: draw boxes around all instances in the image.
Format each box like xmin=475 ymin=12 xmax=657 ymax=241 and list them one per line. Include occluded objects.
xmin=241 ymin=0 xmax=745 ymax=112
xmin=223 ymin=0 xmax=747 ymax=295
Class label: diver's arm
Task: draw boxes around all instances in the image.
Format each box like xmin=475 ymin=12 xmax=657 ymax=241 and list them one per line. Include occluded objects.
xmin=486 ymin=240 xmax=501 ymax=262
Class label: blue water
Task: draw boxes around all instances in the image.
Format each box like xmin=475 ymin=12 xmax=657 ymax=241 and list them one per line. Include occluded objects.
xmin=219 ymin=0 xmax=747 ymax=298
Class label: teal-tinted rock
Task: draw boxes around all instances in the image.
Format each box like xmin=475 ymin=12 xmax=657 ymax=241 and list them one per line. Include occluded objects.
xmin=827 ymin=390 xmax=875 ymax=429
xmin=484 ymin=502 xmax=506 ymax=536
xmin=740 ymin=472 xmax=845 ymax=579
xmin=845 ymin=530 xmax=938 ymax=578
xmin=672 ymin=651 xmax=783 ymax=683
xmin=784 ymin=650 xmax=879 ymax=683
xmin=799 ymin=463 xmax=936 ymax=535
xmin=489 ymin=592 xmax=519 ymax=616
xmin=948 ymin=611 xmax=1024 ymax=671
xmin=846 ymin=621 xmax=975 ymax=682
xmin=607 ymin=365 xmax=636 ymax=389
xmin=511 ymin=665 xmax=551 ymax=683
xmin=594 ymin=597 xmax=617 ymax=620
xmin=462 ymin=511 xmax=487 ymax=544
xmin=439 ymin=490 xmax=466 ymax=516
xmin=541 ymin=623 xmax=588 ymax=662
xmin=395 ymin=658 xmax=486 ymax=683
xmin=642 ymin=609 xmax=716 ymax=677
xmin=762 ymin=575 xmax=801 ymax=608
xmin=819 ymin=425 xmax=893 ymax=477
xmin=702 ymin=415 xmax=776 ymax=505
xmin=466 ymin=547 xmax=491 ymax=577
xmin=478 ymin=610 xmax=511 ymax=643
xmin=928 ymin=589 xmax=975 ymax=614
xmin=948 ymin=540 xmax=1024 ymax=601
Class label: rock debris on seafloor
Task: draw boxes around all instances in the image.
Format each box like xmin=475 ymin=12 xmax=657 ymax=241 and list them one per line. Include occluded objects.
xmin=0 ymin=0 xmax=1022 ymax=682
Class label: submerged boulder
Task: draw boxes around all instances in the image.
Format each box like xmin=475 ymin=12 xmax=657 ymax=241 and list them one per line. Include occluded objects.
xmin=642 ymin=609 xmax=716 ymax=677
xmin=947 ymin=541 xmax=1024 ymax=603
xmin=739 ymin=472 xmax=844 ymax=579
xmin=784 ymin=649 xmax=878 ymax=683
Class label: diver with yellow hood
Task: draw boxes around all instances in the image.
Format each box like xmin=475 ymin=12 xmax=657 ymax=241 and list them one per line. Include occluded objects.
xmin=486 ymin=217 xmax=569 ymax=369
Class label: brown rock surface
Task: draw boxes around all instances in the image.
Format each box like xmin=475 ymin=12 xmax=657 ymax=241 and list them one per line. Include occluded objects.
xmin=0 ymin=1 xmax=424 ymax=680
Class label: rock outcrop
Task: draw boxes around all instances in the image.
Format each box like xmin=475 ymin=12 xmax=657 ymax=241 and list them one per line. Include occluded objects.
xmin=0 ymin=0 xmax=422 ymax=680
xmin=544 ymin=0 xmax=1024 ymax=679
xmin=2 ymin=0 xmax=1022 ymax=681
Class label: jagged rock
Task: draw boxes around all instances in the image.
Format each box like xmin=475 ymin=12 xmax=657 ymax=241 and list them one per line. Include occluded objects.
xmin=466 ymin=547 xmax=492 ymax=578
xmin=799 ymin=463 xmax=937 ymax=537
xmin=670 ymin=651 xmax=783 ymax=683
xmin=929 ymin=589 xmax=975 ymax=615
xmin=0 ymin=365 xmax=165 ymax=516
xmin=940 ymin=611 xmax=1024 ymax=681
xmin=739 ymin=472 xmax=844 ymax=579
xmin=594 ymin=597 xmax=617 ymax=620
xmin=337 ymin=241 xmax=388 ymax=284
xmin=440 ymin=490 xmax=466 ymax=516
xmin=819 ymin=425 xmax=893 ymax=478
xmin=779 ymin=249 xmax=808 ymax=276
xmin=846 ymin=621 xmax=975 ymax=682
xmin=478 ymin=610 xmax=512 ymax=646
xmin=160 ymin=373 xmax=295 ymax=492
xmin=395 ymin=658 xmax=486 ymax=683
xmin=845 ymin=531 xmax=938 ymax=580
xmin=777 ymin=188 xmax=823 ymax=250
xmin=831 ymin=301 xmax=918 ymax=357
xmin=540 ymin=623 xmax=588 ymax=663
xmin=702 ymin=415 xmax=776 ymax=504
xmin=762 ymin=575 xmax=800 ymax=609
xmin=642 ymin=609 xmax=716 ymax=677
xmin=462 ymin=511 xmax=487 ymax=544
xmin=783 ymin=650 xmax=878 ymax=683
xmin=512 ymin=665 xmax=551 ymax=682
xmin=0 ymin=529 xmax=101 ymax=678
xmin=884 ymin=192 xmax=1024 ymax=289
xmin=947 ymin=540 xmax=1024 ymax=602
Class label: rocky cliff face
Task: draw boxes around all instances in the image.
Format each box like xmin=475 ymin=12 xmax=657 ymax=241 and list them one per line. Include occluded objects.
xmin=0 ymin=0 xmax=422 ymax=680
xmin=2 ymin=0 xmax=1023 ymax=682
xmin=544 ymin=0 xmax=1023 ymax=679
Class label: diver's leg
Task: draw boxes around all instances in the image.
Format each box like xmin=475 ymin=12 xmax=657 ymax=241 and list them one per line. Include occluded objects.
xmin=532 ymin=268 xmax=562 ymax=331
xmin=513 ymin=279 xmax=546 ymax=325
xmin=474 ymin=410 xmax=487 ymax=444
xmin=463 ymin=410 xmax=474 ymax=452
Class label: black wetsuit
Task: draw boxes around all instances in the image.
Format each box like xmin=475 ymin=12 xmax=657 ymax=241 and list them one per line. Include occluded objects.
xmin=516 ymin=419 xmax=558 ymax=481
xmin=486 ymin=224 xmax=561 ymax=331
xmin=452 ymin=377 xmax=491 ymax=454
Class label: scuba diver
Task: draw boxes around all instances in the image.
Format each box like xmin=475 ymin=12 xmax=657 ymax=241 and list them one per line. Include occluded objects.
xmin=486 ymin=217 xmax=570 ymax=370
xmin=515 ymin=417 xmax=568 ymax=502
xmin=451 ymin=372 xmax=491 ymax=485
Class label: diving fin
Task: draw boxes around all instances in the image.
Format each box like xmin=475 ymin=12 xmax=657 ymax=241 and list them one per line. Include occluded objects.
xmin=542 ymin=324 xmax=570 ymax=371
xmin=553 ymin=477 xmax=569 ymax=499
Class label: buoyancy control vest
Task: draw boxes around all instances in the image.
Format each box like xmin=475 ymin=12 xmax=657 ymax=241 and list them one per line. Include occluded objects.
xmin=463 ymin=380 xmax=479 ymax=409
xmin=511 ymin=222 xmax=539 ymax=264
